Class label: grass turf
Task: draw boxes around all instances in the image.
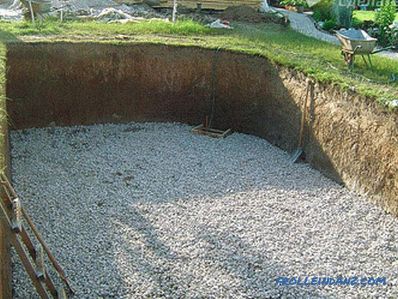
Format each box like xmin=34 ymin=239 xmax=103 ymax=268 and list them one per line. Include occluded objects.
xmin=353 ymin=10 xmax=398 ymax=22
xmin=0 ymin=18 xmax=397 ymax=109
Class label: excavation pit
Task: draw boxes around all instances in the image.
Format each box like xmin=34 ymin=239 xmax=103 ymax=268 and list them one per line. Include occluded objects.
xmin=1 ymin=42 xmax=397 ymax=298
xmin=10 ymin=122 xmax=398 ymax=298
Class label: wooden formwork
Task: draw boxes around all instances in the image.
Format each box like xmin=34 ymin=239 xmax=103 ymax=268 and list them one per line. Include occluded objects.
xmin=115 ymin=0 xmax=260 ymax=10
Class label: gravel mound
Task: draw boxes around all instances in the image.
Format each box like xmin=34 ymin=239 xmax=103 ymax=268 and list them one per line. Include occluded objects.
xmin=10 ymin=122 xmax=398 ymax=298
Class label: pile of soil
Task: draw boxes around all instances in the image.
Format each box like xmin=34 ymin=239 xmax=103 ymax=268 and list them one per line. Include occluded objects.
xmin=221 ymin=5 xmax=287 ymax=25
xmin=221 ymin=5 xmax=264 ymax=23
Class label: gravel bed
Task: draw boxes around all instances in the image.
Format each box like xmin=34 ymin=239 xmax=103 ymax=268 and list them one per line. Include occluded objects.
xmin=10 ymin=122 xmax=398 ymax=298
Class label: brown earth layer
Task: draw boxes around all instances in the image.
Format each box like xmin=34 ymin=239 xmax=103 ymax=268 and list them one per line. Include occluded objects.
xmin=5 ymin=42 xmax=398 ymax=214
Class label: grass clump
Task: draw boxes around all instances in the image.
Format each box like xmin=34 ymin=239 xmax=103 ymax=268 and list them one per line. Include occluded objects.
xmin=353 ymin=10 xmax=398 ymax=22
xmin=0 ymin=19 xmax=212 ymax=37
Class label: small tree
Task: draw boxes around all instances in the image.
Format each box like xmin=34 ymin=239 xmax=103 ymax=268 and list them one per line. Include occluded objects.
xmin=375 ymin=0 xmax=397 ymax=45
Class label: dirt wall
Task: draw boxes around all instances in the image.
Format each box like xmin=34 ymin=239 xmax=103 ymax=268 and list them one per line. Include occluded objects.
xmin=0 ymin=40 xmax=11 ymax=299
xmin=5 ymin=42 xmax=398 ymax=216
xmin=0 ymin=131 xmax=11 ymax=299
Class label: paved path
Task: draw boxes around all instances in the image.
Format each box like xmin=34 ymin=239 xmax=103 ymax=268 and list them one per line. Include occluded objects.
xmin=276 ymin=8 xmax=339 ymax=44
xmin=276 ymin=8 xmax=398 ymax=60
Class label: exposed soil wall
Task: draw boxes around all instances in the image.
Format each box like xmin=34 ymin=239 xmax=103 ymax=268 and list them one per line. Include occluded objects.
xmin=5 ymin=43 xmax=398 ymax=217
xmin=0 ymin=130 xmax=11 ymax=299
xmin=0 ymin=41 xmax=11 ymax=299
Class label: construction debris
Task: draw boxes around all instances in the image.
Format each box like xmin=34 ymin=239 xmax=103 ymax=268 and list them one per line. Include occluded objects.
xmin=0 ymin=0 xmax=162 ymax=20
xmin=207 ymin=19 xmax=233 ymax=29
xmin=95 ymin=7 xmax=133 ymax=21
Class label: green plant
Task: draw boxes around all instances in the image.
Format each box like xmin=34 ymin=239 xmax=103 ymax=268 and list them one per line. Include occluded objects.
xmin=375 ymin=0 xmax=396 ymax=26
xmin=333 ymin=0 xmax=354 ymax=28
xmin=312 ymin=0 xmax=334 ymax=21
xmin=280 ymin=0 xmax=308 ymax=7
xmin=322 ymin=18 xmax=337 ymax=30
xmin=375 ymin=0 xmax=397 ymax=45
xmin=351 ymin=17 xmax=361 ymax=28
xmin=387 ymin=26 xmax=398 ymax=46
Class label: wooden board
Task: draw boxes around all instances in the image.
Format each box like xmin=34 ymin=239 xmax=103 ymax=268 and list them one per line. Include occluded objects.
xmin=155 ymin=0 xmax=261 ymax=10
xmin=192 ymin=124 xmax=232 ymax=138
xmin=104 ymin=0 xmax=260 ymax=9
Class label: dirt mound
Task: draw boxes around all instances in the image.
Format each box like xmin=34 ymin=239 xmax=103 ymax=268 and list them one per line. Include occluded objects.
xmin=221 ymin=5 xmax=266 ymax=23
xmin=221 ymin=5 xmax=287 ymax=25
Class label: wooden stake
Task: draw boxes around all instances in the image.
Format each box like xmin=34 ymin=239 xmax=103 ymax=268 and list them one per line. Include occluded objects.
xmin=172 ymin=0 xmax=177 ymax=23
xmin=28 ymin=0 xmax=35 ymax=24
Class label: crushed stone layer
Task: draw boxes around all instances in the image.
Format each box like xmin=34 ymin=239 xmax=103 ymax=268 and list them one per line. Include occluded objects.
xmin=10 ymin=122 xmax=398 ymax=298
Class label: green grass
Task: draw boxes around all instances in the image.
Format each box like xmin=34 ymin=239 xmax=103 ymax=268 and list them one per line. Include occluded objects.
xmin=353 ymin=10 xmax=398 ymax=22
xmin=0 ymin=19 xmax=212 ymax=37
xmin=0 ymin=19 xmax=397 ymax=108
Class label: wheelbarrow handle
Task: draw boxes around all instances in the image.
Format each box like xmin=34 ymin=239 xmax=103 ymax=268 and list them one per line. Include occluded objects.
xmin=371 ymin=46 xmax=395 ymax=54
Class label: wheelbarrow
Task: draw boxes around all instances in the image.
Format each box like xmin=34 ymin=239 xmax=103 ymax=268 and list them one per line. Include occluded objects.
xmin=336 ymin=29 xmax=393 ymax=69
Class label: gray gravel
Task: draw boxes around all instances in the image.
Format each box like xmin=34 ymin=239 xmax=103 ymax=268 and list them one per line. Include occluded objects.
xmin=10 ymin=122 xmax=398 ymax=298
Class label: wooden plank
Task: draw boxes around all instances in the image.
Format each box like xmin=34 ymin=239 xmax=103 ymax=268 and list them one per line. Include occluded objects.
xmin=1 ymin=192 xmax=58 ymax=298
xmin=9 ymin=233 xmax=49 ymax=299
xmin=0 ymin=174 xmax=75 ymax=295
xmin=57 ymin=287 xmax=67 ymax=299
xmin=155 ymin=0 xmax=260 ymax=9
xmin=43 ymin=269 xmax=58 ymax=298
xmin=113 ymin=0 xmax=144 ymax=3
xmin=20 ymin=227 xmax=37 ymax=260
xmin=221 ymin=128 xmax=232 ymax=138
xmin=192 ymin=125 xmax=232 ymax=138
xmin=35 ymin=245 xmax=46 ymax=280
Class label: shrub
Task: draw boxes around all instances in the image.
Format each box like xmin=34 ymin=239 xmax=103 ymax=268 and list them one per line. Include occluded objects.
xmin=312 ymin=0 xmax=334 ymax=21
xmin=351 ymin=17 xmax=363 ymax=28
xmin=375 ymin=0 xmax=397 ymax=46
xmin=322 ymin=18 xmax=338 ymax=30
xmin=375 ymin=0 xmax=396 ymax=27
xmin=387 ymin=27 xmax=398 ymax=46
xmin=280 ymin=0 xmax=308 ymax=7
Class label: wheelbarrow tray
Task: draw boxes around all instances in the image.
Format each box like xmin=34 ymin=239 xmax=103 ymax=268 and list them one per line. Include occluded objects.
xmin=336 ymin=29 xmax=377 ymax=55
